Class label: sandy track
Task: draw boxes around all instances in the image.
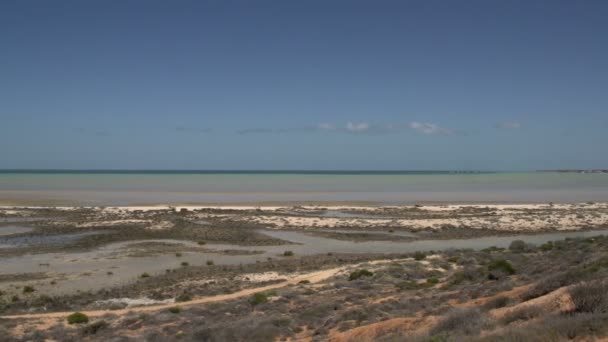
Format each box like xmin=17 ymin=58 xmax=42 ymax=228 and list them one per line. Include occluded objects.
xmin=0 ymin=266 xmax=347 ymax=321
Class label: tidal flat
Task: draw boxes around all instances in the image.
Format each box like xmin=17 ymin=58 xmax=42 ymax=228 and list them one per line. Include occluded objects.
xmin=1 ymin=203 xmax=608 ymax=341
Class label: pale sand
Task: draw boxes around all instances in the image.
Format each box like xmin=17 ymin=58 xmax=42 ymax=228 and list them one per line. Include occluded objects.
xmin=2 ymin=202 xmax=608 ymax=232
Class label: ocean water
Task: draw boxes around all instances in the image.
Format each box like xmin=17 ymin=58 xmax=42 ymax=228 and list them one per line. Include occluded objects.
xmin=0 ymin=171 xmax=607 ymax=205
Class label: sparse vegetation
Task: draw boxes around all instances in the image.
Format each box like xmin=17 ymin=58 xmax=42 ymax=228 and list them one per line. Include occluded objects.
xmin=3 ymin=206 xmax=608 ymax=341
xmin=283 ymin=250 xmax=294 ymax=257
xmin=22 ymin=286 xmax=35 ymax=294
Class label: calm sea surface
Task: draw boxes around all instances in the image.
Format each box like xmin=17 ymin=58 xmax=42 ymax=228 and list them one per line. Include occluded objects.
xmin=0 ymin=171 xmax=607 ymax=205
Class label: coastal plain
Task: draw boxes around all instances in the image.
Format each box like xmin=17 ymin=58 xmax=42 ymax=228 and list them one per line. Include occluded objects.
xmin=1 ymin=203 xmax=608 ymax=341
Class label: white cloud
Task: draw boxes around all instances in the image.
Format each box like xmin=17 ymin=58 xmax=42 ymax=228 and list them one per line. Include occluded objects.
xmin=317 ymin=123 xmax=335 ymax=131
xmin=408 ymin=122 xmax=453 ymax=135
xmin=345 ymin=122 xmax=370 ymax=133
xmin=498 ymin=122 xmax=521 ymax=129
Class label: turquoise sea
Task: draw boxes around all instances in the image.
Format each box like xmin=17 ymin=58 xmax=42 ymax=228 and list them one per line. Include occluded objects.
xmin=0 ymin=171 xmax=607 ymax=205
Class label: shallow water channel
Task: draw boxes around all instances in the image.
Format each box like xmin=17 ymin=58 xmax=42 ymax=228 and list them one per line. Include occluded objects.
xmin=0 ymin=228 xmax=606 ymax=295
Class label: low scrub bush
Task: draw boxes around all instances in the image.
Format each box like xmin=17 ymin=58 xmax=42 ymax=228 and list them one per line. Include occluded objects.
xmin=569 ymin=280 xmax=608 ymax=314
xmin=488 ymin=259 xmax=515 ymax=275
xmin=67 ymin=312 xmax=89 ymax=324
xmin=429 ymin=308 xmax=486 ymax=337
xmin=509 ymin=240 xmax=526 ymax=252
xmin=81 ymin=320 xmax=107 ymax=335
xmin=522 ymin=270 xmax=582 ymax=300
xmin=249 ymin=291 xmax=277 ymax=306
xmin=501 ymin=305 xmax=543 ymax=324
xmin=482 ymin=296 xmax=510 ymax=310
xmin=348 ymin=269 xmax=373 ymax=281
xmin=413 ymin=252 xmax=426 ymax=261
xmin=427 ymin=277 xmax=439 ymax=285
xmin=176 ymin=292 xmax=192 ymax=302
xmin=168 ymin=306 xmax=181 ymax=314
xmin=480 ymin=312 xmax=608 ymax=341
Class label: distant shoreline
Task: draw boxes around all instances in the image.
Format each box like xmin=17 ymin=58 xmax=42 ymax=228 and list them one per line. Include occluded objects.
xmin=537 ymin=169 xmax=608 ymax=174
xmin=0 ymin=169 xmax=497 ymax=175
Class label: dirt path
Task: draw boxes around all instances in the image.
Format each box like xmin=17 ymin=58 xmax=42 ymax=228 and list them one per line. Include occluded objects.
xmin=0 ymin=266 xmax=348 ymax=321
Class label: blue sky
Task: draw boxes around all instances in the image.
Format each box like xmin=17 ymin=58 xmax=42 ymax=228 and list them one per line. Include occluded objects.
xmin=1 ymin=0 xmax=607 ymax=170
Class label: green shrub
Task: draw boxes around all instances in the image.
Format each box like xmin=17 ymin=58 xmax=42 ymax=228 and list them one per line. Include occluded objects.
xmin=249 ymin=291 xmax=276 ymax=306
xmin=22 ymin=286 xmax=35 ymax=294
xmin=488 ymin=259 xmax=515 ymax=275
xmin=413 ymin=252 xmax=426 ymax=261
xmin=427 ymin=277 xmax=440 ymax=285
xmin=197 ymin=241 xmax=206 ymax=245
xmin=395 ymin=280 xmax=421 ymax=291
xmin=176 ymin=293 xmax=192 ymax=302
xmin=206 ymin=260 xmax=214 ymax=266
xmin=168 ymin=306 xmax=182 ymax=314
xmin=283 ymin=250 xmax=294 ymax=257
xmin=140 ymin=272 xmax=150 ymax=278
xmin=181 ymin=261 xmax=189 ymax=267
xmin=540 ymin=241 xmax=554 ymax=251
xmin=348 ymin=269 xmax=374 ymax=281
xmin=175 ymin=252 xmax=182 ymax=257
xmin=67 ymin=312 xmax=89 ymax=324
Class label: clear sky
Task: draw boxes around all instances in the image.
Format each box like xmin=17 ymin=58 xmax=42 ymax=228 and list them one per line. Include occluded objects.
xmin=1 ymin=0 xmax=607 ymax=170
